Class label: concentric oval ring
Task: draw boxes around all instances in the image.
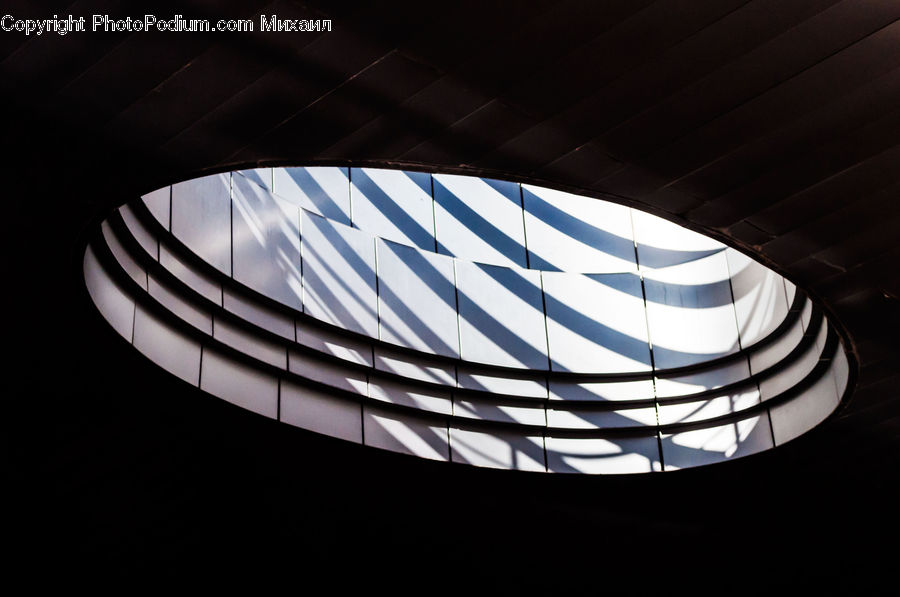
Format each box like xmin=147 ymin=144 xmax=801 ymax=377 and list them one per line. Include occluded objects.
xmin=83 ymin=166 xmax=850 ymax=473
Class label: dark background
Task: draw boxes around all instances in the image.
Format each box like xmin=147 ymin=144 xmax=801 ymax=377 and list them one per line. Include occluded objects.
xmin=5 ymin=0 xmax=898 ymax=589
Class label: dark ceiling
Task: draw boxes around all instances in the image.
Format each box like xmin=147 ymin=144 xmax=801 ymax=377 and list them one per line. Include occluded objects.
xmin=6 ymin=0 xmax=899 ymax=588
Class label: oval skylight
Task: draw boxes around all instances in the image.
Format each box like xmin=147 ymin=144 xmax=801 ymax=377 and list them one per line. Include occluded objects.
xmin=82 ymin=166 xmax=850 ymax=473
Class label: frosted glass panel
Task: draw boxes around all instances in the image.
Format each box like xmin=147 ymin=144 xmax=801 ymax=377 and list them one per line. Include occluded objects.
xmin=770 ymin=364 xmax=839 ymax=445
xmin=661 ymin=414 xmax=773 ymax=470
xmin=280 ymin=381 xmax=362 ymax=443
xmin=236 ymin=168 xmax=271 ymax=190
xmin=543 ymin=272 xmax=651 ymax=373
xmin=727 ymin=248 xmax=790 ymax=347
xmin=376 ymin=239 xmax=458 ymax=357
xmin=273 ymin=166 xmax=351 ymax=225
xmin=223 ymin=286 xmax=294 ymax=340
xmin=657 ymin=391 xmax=759 ymax=426
xmin=457 ymin=368 xmax=547 ymax=398
xmin=655 ymin=360 xmax=754 ymax=398
xmin=350 ymin=168 xmax=434 ymax=250
xmin=758 ymin=322 xmax=826 ymax=402
xmin=800 ymin=299 xmax=813 ymax=332
xmin=159 ymin=244 xmax=222 ymax=305
xmin=373 ymin=346 xmax=456 ymax=386
xmin=546 ymin=435 xmax=660 ymax=474
xmin=368 ymin=378 xmax=452 ymax=415
xmin=749 ymin=314 xmax=804 ymax=375
xmin=213 ymin=317 xmax=286 ymax=368
xmin=643 ymin=252 xmax=741 ymax=368
xmin=454 ymin=398 xmax=546 ymax=426
xmin=450 ymin=427 xmax=545 ymax=471
xmin=832 ymin=342 xmax=850 ymax=398
xmin=301 ymin=209 xmax=378 ymax=337
xmin=297 ymin=321 xmax=373 ymax=367
xmin=433 ymin=174 xmax=527 ymax=267
xmin=133 ymin=304 xmax=201 ymax=386
xmin=522 ymin=185 xmax=636 ymax=272
xmin=549 ymin=379 xmax=655 ymax=402
xmin=363 ymin=406 xmax=449 ymax=461
xmin=455 ymin=261 xmax=547 ymax=369
xmin=784 ymin=279 xmax=797 ymax=306
xmin=632 ymin=209 xmax=723 ymax=268
xmin=547 ymin=406 xmax=657 ymax=429
xmin=200 ymin=348 xmax=278 ymax=418
xmin=84 ymin=246 xmax=135 ymax=342
xmin=141 ymin=186 xmax=170 ymax=229
xmin=232 ymin=175 xmax=302 ymax=309
xmin=148 ymin=273 xmax=212 ymax=334
xmin=288 ymin=349 xmax=367 ymax=395
xmin=102 ymin=220 xmax=146 ymax=290
xmin=171 ymin=173 xmax=231 ymax=275
xmin=119 ymin=203 xmax=157 ymax=259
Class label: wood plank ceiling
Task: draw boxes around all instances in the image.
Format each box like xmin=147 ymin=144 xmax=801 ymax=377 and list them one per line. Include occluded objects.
xmin=5 ymin=0 xmax=899 ymax=587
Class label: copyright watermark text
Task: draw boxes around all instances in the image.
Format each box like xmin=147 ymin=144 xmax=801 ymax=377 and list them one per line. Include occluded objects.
xmin=0 ymin=14 xmax=332 ymax=36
